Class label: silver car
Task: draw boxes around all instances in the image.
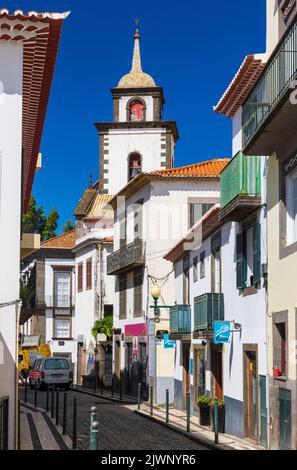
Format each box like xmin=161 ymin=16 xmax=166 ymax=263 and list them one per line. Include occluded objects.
xmin=29 ymin=357 xmax=72 ymax=390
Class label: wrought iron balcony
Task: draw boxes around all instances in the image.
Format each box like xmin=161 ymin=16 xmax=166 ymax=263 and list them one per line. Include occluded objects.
xmin=194 ymin=293 xmax=224 ymax=336
xmin=220 ymin=152 xmax=261 ymax=221
xmin=169 ymin=305 xmax=191 ymax=335
xmin=243 ymin=18 xmax=297 ymax=154
xmin=44 ymin=296 xmax=75 ymax=309
xmin=107 ymin=240 xmax=146 ymax=275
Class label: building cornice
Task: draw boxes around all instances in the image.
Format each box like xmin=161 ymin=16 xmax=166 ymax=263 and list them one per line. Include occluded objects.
xmin=95 ymin=120 xmax=179 ymax=142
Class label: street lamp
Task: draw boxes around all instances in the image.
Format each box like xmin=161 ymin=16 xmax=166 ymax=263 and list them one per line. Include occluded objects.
xmin=151 ymin=284 xmax=161 ymax=321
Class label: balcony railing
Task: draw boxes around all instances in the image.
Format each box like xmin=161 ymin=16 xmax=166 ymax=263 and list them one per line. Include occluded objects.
xmin=45 ymin=296 xmax=75 ymax=309
xmin=243 ymin=18 xmax=297 ymax=147
xmin=194 ymin=293 xmax=224 ymax=333
xmin=220 ymin=152 xmax=261 ymax=210
xmin=107 ymin=240 xmax=146 ymax=275
xmin=170 ymin=305 xmax=191 ymax=334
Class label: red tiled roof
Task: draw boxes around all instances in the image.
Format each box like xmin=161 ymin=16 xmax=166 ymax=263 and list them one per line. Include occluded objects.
xmin=151 ymin=159 xmax=230 ymax=178
xmin=41 ymin=230 xmax=76 ymax=249
xmin=0 ymin=9 xmax=69 ymax=212
xmin=214 ymin=55 xmax=265 ymax=118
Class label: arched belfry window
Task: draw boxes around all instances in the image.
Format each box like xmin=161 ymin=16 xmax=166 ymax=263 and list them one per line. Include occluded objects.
xmin=128 ymin=152 xmax=142 ymax=181
xmin=128 ymin=99 xmax=145 ymax=122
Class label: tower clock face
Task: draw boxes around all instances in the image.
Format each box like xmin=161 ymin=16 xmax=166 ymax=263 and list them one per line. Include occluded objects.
xmin=129 ymin=100 xmax=144 ymax=121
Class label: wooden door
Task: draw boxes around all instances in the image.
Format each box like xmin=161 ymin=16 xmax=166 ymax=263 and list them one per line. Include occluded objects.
xmin=183 ymin=344 xmax=190 ymax=408
xmin=279 ymin=388 xmax=292 ymax=450
xmin=211 ymin=347 xmax=223 ymax=400
xmin=246 ymin=352 xmax=257 ymax=439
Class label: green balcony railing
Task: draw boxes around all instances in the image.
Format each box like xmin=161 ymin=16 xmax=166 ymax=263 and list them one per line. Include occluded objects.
xmin=220 ymin=152 xmax=261 ymax=209
xmin=243 ymin=18 xmax=297 ymax=147
xmin=194 ymin=293 xmax=224 ymax=332
xmin=170 ymin=305 xmax=191 ymax=334
xmin=107 ymin=240 xmax=146 ymax=275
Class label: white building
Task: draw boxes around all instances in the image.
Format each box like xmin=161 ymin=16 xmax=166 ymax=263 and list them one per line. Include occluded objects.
xmin=109 ymin=160 xmax=227 ymax=402
xmin=20 ymin=231 xmax=77 ymax=375
xmin=73 ymin=192 xmax=114 ymax=386
xmin=165 ymin=156 xmax=268 ymax=445
xmin=0 ymin=9 xmax=68 ymax=449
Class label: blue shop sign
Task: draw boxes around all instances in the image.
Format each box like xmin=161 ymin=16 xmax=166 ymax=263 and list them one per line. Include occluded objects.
xmin=163 ymin=334 xmax=175 ymax=349
xmin=214 ymin=321 xmax=231 ymax=344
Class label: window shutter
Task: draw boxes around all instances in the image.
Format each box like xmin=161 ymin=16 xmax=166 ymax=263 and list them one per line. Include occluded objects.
xmin=253 ymin=221 xmax=261 ymax=284
xmin=236 ymin=232 xmax=246 ymax=289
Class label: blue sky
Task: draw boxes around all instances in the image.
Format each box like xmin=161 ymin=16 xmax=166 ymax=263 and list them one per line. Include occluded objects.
xmin=9 ymin=0 xmax=266 ymax=230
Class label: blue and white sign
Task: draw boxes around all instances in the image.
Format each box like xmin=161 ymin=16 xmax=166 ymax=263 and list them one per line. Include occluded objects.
xmin=214 ymin=321 xmax=231 ymax=344
xmin=163 ymin=334 xmax=175 ymax=349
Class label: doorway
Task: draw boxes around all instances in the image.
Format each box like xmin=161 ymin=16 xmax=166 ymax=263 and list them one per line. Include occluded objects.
xmin=243 ymin=347 xmax=258 ymax=440
xmin=211 ymin=345 xmax=223 ymax=400
xmin=139 ymin=342 xmax=148 ymax=399
xmin=279 ymin=388 xmax=292 ymax=450
xmin=182 ymin=343 xmax=190 ymax=408
xmin=125 ymin=343 xmax=133 ymax=395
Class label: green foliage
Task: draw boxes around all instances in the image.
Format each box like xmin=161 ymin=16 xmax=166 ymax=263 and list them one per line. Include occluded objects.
xmin=91 ymin=315 xmax=113 ymax=339
xmin=20 ymin=283 xmax=35 ymax=301
xmin=209 ymin=398 xmax=225 ymax=408
xmin=22 ymin=195 xmax=59 ymax=241
xmin=62 ymin=219 xmax=75 ymax=233
xmin=197 ymin=395 xmax=211 ymax=408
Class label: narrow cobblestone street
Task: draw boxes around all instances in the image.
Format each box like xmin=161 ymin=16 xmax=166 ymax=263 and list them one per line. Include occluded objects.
xmin=19 ymin=387 xmax=209 ymax=450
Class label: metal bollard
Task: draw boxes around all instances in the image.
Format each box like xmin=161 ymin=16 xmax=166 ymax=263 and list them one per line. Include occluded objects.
xmin=214 ymin=396 xmax=219 ymax=444
xmin=63 ymin=392 xmax=68 ymax=435
xmin=34 ymin=381 xmax=37 ymax=408
xmin=51 ymin=385 xmax=55 ymax=419
xmin=166 ymin=389 xmax=169 ymax=424
xmin=72 ymin=396 xmax=77 ymax=450
xmin=186 ymin=392 xmax=191 ymax=433
xmin=137 ymin=383 xmax=142 ymax=411
xmin=46 ymin=384 xmax=49 ymax=412
xmin=56 ymin=389 xmax=60 ymax=426
xmin=90 ymin=406 xmax=96 ymax=433
xmin=89 ymin=421 xmax=99 ymax=450
xmin=24 ymin=379 xmax=27 ymax=404
xmin=150 ymin=385 xmax=153 ymax=416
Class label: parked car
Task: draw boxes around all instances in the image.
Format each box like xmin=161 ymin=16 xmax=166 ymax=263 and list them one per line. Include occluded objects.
xmin=29 ymin=357 xmax=72 ymax=390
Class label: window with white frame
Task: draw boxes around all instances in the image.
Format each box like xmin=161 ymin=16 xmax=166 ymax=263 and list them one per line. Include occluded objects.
xmin=54 ymin=318 xmax=71 ymax=338
xmin=286 ymin=168 xmax=297 ymax=245
xmin=54 ymin=271 xmax=71 ymax=307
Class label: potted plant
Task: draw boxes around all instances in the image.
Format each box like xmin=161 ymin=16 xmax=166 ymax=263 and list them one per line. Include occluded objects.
xmin=197 ymin=395 xmax=211 ymax=426
xmin=210 ymin=398 xmax=225 ymax=433
xmin=20 ymin=284 xmax=35 ymax=309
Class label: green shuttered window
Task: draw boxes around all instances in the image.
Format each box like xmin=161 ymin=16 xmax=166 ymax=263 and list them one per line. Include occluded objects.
xmin=236 ymin=221 xmax=261 ymax=289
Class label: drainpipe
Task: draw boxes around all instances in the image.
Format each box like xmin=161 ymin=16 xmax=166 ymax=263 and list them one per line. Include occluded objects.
xmin=15 ymin=300 xmax=22 ymax=450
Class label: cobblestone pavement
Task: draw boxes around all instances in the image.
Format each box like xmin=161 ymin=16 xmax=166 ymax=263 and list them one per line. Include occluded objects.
xmin=19 ymin=386 xmax=209 ymax=450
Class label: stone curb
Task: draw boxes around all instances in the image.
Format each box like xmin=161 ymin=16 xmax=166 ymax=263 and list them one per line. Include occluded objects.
xmin=133 ymin=409 xmax=238 ymax=451
xmin=70 ymin=386 xmax=137 ymax=404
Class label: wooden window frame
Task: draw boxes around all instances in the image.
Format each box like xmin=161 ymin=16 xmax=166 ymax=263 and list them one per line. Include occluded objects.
xmin=133 ymin=268 xmax=144 ymax=318
xmin=77 ymin=262 xmax=83 ymax=293
xmin=86 ymin=258 xmax=92 ymax=290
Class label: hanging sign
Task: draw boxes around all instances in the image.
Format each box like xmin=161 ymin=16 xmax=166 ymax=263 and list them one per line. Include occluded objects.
xmin=214 ymin=321 xmax=231 ymax=344
xmin=163 ymin=334 xmax=175 ymax=349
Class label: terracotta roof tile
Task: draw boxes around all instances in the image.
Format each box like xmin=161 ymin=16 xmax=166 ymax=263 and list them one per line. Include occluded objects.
xmin=84 ymin=194 xmax=114 ymax=221
xmin=41 ymin=230 xmax=76 ymax=249
xmin=151 ymin=159 xmax=230 ymax=178
xmin=214 ymin=55 xmax=265 ymax=118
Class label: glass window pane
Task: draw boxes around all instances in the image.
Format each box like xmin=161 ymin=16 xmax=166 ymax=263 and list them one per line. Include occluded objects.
xmin=55 ymin=272 xmax=71 ymax=307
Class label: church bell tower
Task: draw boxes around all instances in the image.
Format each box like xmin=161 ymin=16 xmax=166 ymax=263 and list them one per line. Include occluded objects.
xmin=96 ymin=22 xmax=179 ymax=195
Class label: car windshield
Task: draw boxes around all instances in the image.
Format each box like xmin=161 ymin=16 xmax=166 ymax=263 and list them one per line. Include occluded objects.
xmin=44 ymin=358 xmax=69 ymax=370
